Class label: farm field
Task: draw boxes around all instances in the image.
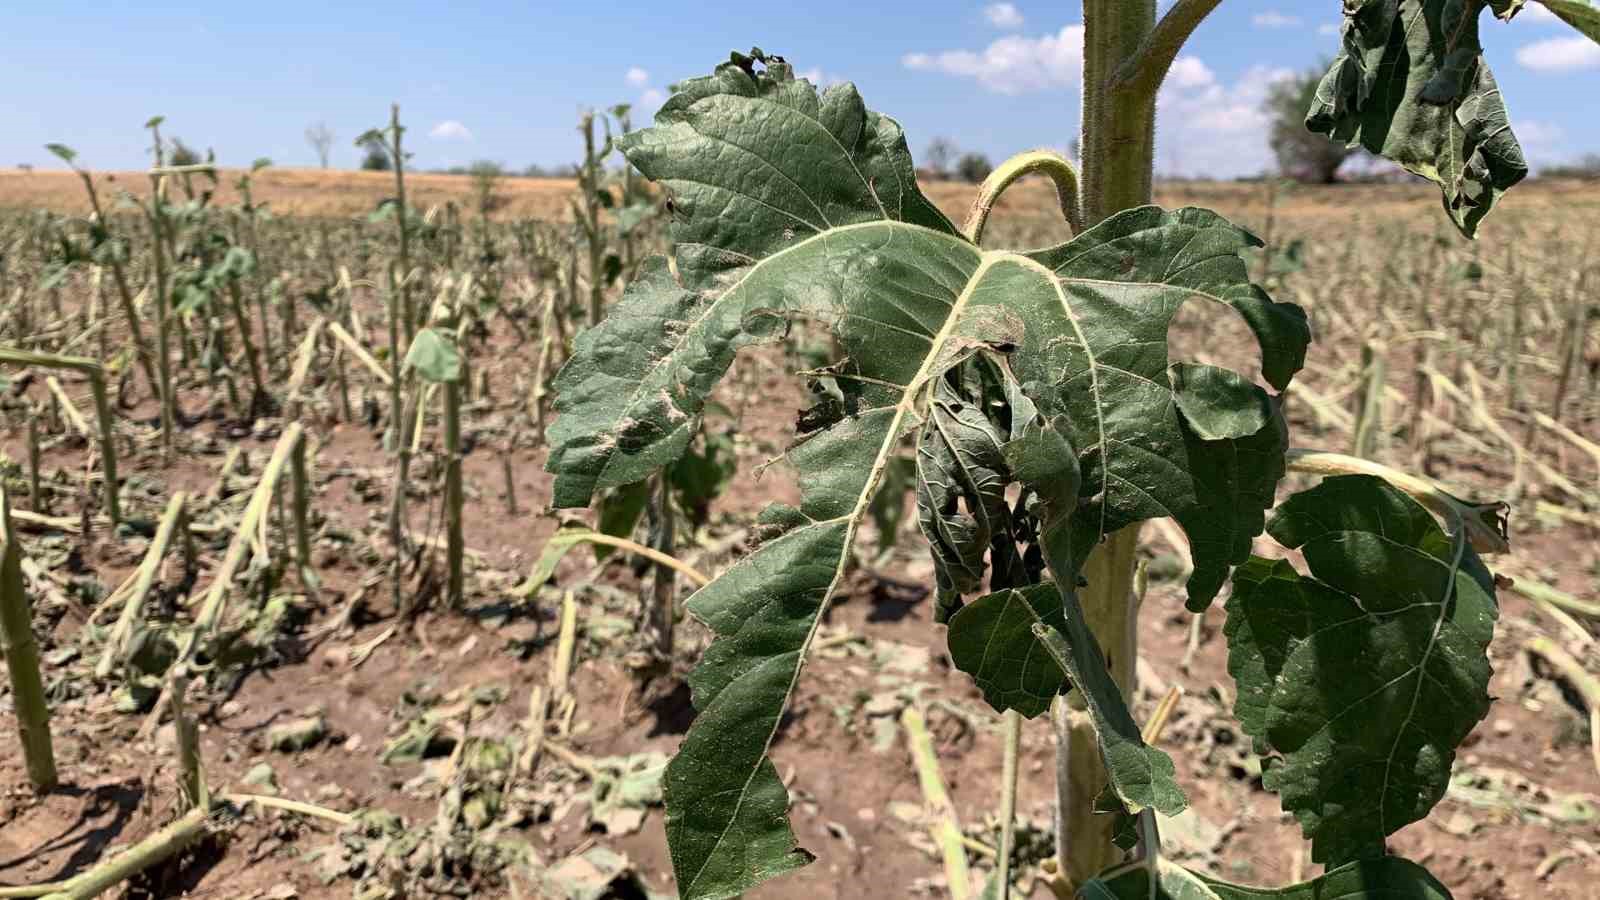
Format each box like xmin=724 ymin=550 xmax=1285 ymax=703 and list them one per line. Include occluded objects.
xmin=0 ymin=156 xmax=1597 ymax=900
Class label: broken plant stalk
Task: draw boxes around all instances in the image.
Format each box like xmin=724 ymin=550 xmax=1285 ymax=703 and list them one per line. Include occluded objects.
xmin=96 ymin=491 xmax=188 ymax=679
xmin=903 ymin=705 xmax=971 ymax=900
xmin=0 ymin=486 xmax=56 ymax=792
xmin=1524 ymin=637 xmax=1600 ymax=779
xmin=0 ymin=348 xmax=121 ymax=525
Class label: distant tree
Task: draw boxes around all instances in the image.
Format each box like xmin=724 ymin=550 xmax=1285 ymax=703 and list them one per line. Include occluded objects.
xmin=468 ymin=160 xmax=506 ymax=214
xmin=306 ymin=122 xmax=335 ymax=168
xmin=169 ymin=138 xmax=202 ymax=167
xmin=359 ymin=136 xmax=391 ymax=172
xmin=17 ymin=163 xmax=33 ymax=174
xmin=955 ymin=152 xmax=993 ymax=184
xmin=924 ymin=137 xmax=957 ymax=177
xmin=1542 ymin=153 xmax=1600 ymax=180
xmin=1265 ymin=64 xmax=1356 ymax=184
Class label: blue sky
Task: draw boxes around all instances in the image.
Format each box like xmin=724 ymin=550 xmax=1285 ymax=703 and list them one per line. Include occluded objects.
xmin=6 ymin=2 xmax=1597 ymax=178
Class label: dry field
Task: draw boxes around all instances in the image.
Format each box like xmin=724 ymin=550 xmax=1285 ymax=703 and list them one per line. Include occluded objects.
xmin=0 ymin=167 xmax=579 ymax=221
xmin=0 ymin=168 xmax=1596 ymax=900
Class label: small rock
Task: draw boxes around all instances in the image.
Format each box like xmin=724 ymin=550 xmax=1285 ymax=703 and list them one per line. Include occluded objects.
xmin=1492 ymin=719 xmax=1514 ymax=736
xmin=241 ymin=762 xmax=279 ymax=795
xmin=267 ymin=713 xmax=328 ymax=752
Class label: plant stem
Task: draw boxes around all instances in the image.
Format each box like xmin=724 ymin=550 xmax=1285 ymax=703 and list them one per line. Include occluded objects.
xmin=997 ymin=709 xmax=1021 ymax=900
xmin=0 ymin=350 xmax=120 ymax=526
xmin=390 ymin=104 xmax=414 ymax=343
xmin=1080 ymin=0 xmax=1157 ymax=225
xmin=385 ymin=260 xmax=411 ymax=612
xmin=290 ymin=438 xmax=316 ymax=596
xmin=35 ymin=804 xmax=212 ymax=900
xmin=226 ymin=280 xmax=268 ymax=415
xmin=444 ymin=380 xmax=464 ymax=608
xmin=1350 ymin=338 xmax=1386 ymax=459
xmin=1053 ymin=523 xmax=1141 ymax=888
xmin=581 ymin=112 xmax=606 ymax=327
xmin=97 ymin=492 xmax=187 ymax=679
xmin=1284 ymin=449 xmax=1510 ymax=555
xmin=0 ymin=486 xmax=56 ymax=792
xmin=26 ymin=415 xmax=41 ymax=511
xmin=170 ymin=665 xmax=209 ymax=811
xmin=71 ymin=171 xmax=162 ymax=402
xmin=1058 ymin=0 xmax=1170 ymax=886
xmin=963 ymin=150 xmax=1083 ymax=243
xmin=648 ymin=468 xmax=676 ymax=659
xmin=145 ymin=148 xmax=177 ymax=460
xmin=1111 ymin=0 xmax=1225 ymax=99
xmin=903 ymin=705 xmax=971 ymax=900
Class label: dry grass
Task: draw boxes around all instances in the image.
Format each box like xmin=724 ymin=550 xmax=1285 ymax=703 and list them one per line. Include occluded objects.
xmin=4 ymin=164 xmax=1593 ymax=233
xmin=0 ymin=166 xmax=579 ymax=220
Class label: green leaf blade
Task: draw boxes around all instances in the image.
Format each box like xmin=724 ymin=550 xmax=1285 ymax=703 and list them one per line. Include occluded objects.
xmin=666 ymin=520 xmax=844 ymax=899
xmin=946 ymin=584 xmax=1068 ymax=718
xmin=404 ymin=327 xmax=461 ymax=384
xmin=1224 ymin=475 xmax=1499 ymax=865
xmin=1308 ymin=1 xmax=1529 ymax=237
xmin=1020 ymin=208 xmax=1307 ymax=612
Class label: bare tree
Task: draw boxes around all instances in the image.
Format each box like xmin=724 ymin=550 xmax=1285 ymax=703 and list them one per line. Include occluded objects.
xmin=1265 ymin=64 xmax=1356 ymax=184
xmin=305 ymin=122 xmax=335 ymax=169
xmin=924 ymin=137 xmax=957 ymax=178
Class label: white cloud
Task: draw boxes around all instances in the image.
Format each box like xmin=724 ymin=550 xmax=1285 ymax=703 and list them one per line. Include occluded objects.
xmin=639 ymin=88 xmax=666 ymax=108
xmin=901 ymin=24 xmax=1085 ymax=94
xmin=625 ymin=66 xmax=650 ymax=86
xmin=1166 ymin=56 xmax=1215 ymax=90
xmin=1517 ymin=119 xmax=1565 ymax=145
xmin=984 ymin=3 xmax=1024 ymax=29
xmin=1156 ymin=60 xmax=1295 ymax=178
xmin=797 ymin=67 xmax=845 ymax=88
xmin=428 ymin=120 xmax=473 ymax=141
xmin=1318 ymin=23 xmax=1340 ymax=36
xmin=1252 ymin=11 xmax=1302 ymax=28
xmin=1517 ymin=36 xmax=1600 ymax=71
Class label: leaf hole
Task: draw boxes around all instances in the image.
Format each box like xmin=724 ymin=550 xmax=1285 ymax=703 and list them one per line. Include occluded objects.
xmin=1167 ymin=298 xmax=1265 ymax=386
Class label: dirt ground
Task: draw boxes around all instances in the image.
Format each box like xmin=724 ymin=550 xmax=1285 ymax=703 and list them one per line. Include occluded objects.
xmin=0 ymin=175 xmax=1596 ymax=899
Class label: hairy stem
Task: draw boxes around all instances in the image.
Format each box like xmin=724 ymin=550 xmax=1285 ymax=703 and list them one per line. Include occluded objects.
xmin=1060 ymin=0 xmax=1169 ymax=886
xmin=1080 ymin=0 xmax=1157 ymax=225
xmin=1111 ymin=0 xmax=1226 ymax=99
xmin=964 ymin=150 xmax=1083 ymax=243
xmin=1054 ymin=524 xmax=1142 ymax=888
